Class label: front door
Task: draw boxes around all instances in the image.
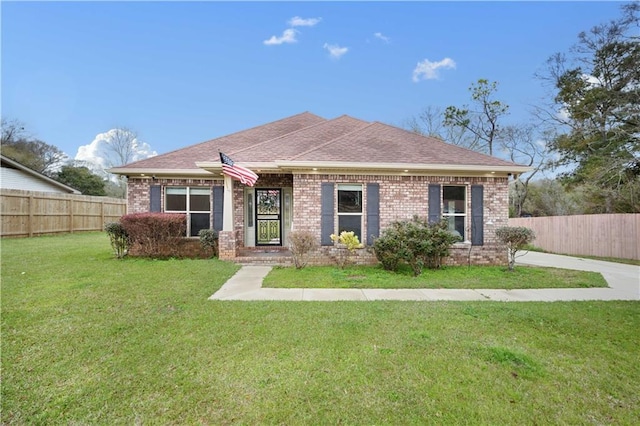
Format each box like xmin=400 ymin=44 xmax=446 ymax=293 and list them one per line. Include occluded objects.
xmin=256 ymin=188 xmax=281 ymax=245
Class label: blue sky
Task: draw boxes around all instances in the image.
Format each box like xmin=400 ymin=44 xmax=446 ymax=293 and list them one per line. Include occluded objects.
xmin=1 ymin=1 xmax=625 ymax=164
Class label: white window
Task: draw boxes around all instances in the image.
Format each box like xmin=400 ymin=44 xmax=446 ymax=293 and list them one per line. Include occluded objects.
xmin=337 ymin=184 xmax=362 ymax=240
xmin=165 ymin=187 xmax=211 ymax=237
xmin=443 ymin=186 xmax=466 ymax=240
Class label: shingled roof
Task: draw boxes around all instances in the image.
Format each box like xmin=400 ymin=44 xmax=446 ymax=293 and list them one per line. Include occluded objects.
xmin=109 ymin=112 xmax=530 ymax=176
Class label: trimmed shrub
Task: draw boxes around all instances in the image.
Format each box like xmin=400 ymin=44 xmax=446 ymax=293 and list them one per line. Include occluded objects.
xmin=104 ymin=221 xmax=130 ymax=259
xmin=288 ymin=230 xmax=318 ymax=269
xmin=373 ymin=217 xmax=462 ymax=276
xmin=120 ymin=213 xmax=187 ymax=258
xmin=372 ymin=223 xmax=405 ymax=272
xmin=495 ymin=226 xmax=536 ymax=271
xmin=425 ymin=219 xmax=464 ymax=269
xmin=198 ymin=229 xmax=219 ymax=258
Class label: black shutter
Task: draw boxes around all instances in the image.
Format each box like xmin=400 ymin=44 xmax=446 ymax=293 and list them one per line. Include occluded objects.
xmin=428 ymin=184 xmax=441 ymax=223
xmin=366 ymin=183 xmax=380 ymax=245
xmin=321 ymin=183 xmax=334 ymax=246
xmin=471 ymin=185 xmax=484 ymax=246
xmin=150 ymin=185 xmax=161 ymax=212
xmin=212 ymin=186 xmax=224 ymax=231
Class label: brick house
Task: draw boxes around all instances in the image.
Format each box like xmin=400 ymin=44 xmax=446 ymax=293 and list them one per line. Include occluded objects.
xmin=110 ymin=112 xmax=530 ymax=265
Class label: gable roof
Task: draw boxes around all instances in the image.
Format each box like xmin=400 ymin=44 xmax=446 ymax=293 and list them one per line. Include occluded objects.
xmin=1 ymin=155 xmax=81 ymax=194
xmin=110 ymin=112 xmax=531 ymax=177
xmin=112 ymin=112 xmax=326 ymax=171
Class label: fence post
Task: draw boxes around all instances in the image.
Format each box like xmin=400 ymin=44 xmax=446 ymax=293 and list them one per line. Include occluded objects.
xmin=28 ymin=195 xmax=34 ymax=238
xmin=69 ymin=198 xmax=74 ymax=234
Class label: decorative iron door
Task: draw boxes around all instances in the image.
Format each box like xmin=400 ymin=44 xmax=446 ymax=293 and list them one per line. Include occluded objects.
xmin=255 ymin=189 xmax=281 ymax=245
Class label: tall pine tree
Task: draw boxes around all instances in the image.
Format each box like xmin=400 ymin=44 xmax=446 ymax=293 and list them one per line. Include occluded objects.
xmin=546 ymin=3 xmax=639 ymax=212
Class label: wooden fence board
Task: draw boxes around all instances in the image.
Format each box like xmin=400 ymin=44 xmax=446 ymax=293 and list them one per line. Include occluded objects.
xmin=509 ymin=214 xmax=639 ymax=260
xmin=1 ymin=189 xmax=127 ymax=237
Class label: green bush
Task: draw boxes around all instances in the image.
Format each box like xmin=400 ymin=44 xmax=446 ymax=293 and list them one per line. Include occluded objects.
xmin=104 ymin=221 xmax=130 ymax=259
xmin=495 ymin=226 xmax=536 ymax=271
xmin=288 ymin=230 xmax=318 ymax=269
xmin=120 ymin=213 xmax=186 ymax=258
xmin=372 ymin=224 xmax=405 ymax=272
xmin=373 ymin=217 xmax=462 ymax=276
xmin=198 ymin=229 xmax=219 ymax=258
xmin=329 ymin=231 xmax=364 ymax=268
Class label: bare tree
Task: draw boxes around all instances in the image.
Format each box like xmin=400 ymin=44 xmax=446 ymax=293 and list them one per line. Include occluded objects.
xmin=1 ymin=118 xmax=28 ymax=144
xmin=1 ymin=118 xmax=66 ymax=175
xmin=403 ymin=106 xmax=468 ymax=145
xmin=102 ymin=127 xmax=140 ymax=168
xmin=499 ymin=124 xmax=552 ymax=217
xmin=93 ymin=127 xmax=154 ymax=199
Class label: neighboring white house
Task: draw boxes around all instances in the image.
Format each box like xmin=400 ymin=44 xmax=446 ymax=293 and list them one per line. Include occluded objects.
xmin=0 ymin=155 xmax=80 ymax=194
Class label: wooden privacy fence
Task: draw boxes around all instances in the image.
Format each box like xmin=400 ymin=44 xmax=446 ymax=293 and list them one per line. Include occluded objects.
xmin=509 ymin=214 xmax=639 ymax=260
xmin=1 ymin=189 xmax=127 ymax=238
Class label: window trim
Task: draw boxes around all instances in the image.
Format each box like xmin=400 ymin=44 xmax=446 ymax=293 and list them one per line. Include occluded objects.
xmin=442 ymin=185 xmax=467 ymax=241
xmin=337 ymin=183 xmax=363 ymax=240
xmin=164 ymin=186 xmax=212 ymax=237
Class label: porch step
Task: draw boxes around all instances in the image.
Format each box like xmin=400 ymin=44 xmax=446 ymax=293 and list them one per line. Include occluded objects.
xmin=236 ymin=248 xmax=293 ymax=266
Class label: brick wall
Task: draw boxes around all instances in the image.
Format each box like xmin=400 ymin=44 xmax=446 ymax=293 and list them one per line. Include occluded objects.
xmin=127 ymin=178 xmax=153 ymax=213
xmin=292 ymin=173 xmax=508 ymax=265
xmin=127 ymin=173 xmax=509 ymax=265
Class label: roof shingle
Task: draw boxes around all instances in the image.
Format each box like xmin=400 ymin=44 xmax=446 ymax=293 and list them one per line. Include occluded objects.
xmin=116 ymin=112 xmax=326 ymax=170
xmin=113 ymin=112 xmax=526 ymax=172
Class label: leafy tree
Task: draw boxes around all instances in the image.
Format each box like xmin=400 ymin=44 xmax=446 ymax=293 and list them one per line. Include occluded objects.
xmin=1 ymin=118 xmax=66 ymax=176
xmin=104 ymin=180 xmax=126 ymax=198
xmin=522 ymin=178 xmax=584 ymax=217
xmin=540 ymin=3 xmax=640 ymax=213
xmin=56 ymin=165 xmax=106 ymax=196
xmin=444 ymin=79 xmax=510 ymax=156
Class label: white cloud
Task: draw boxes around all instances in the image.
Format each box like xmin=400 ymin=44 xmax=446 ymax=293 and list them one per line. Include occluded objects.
xmin=412 ymin=57 xmax=456 ymax=82
xmin=75 ymin=129 xmax=156 ymax=181
xmin=374 ymin=32 xmax=390 ymax=43
xmin=288 ymin=16 xmax=322 ymax=27
xmin=323 ymin=43 xmax=348 ymax=59
xmin=556 ymin=106 xmax=571 ymax=122
xmin=263 ymin=28 xmax=298 ymax=45
xmin=581 ymin=73 xmax=603 ymax=87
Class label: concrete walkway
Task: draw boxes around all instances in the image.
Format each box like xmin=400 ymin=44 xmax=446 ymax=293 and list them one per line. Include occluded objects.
xmin=209 ymin=251 xmax=640 ymax=302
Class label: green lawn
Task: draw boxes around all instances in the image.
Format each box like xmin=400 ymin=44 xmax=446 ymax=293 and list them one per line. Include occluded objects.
xmin=2 ymin=233 xmax=639 ymax=424
xmin=263 ymin=264 xmax=607 ymax=289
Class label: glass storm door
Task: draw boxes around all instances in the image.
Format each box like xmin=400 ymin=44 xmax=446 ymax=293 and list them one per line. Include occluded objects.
xmin=256 ymin=189 xmax=281 ymax=245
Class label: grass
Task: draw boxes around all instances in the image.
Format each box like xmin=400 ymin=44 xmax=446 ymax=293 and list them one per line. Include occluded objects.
xmin=2 ymin=233 xmax=639 ymax=424
xmin=263 ymin=263 xmax=608 ymax=289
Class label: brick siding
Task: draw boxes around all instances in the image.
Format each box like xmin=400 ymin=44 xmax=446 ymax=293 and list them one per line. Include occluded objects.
xmin=292 ymin=173 xmax=508 ymax=265
xmin=127 ymin=173 xmax=508 ymax=265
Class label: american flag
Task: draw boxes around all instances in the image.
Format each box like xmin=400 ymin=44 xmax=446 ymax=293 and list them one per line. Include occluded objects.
xmin=219 ymin=152 xmax=258 ymax=187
